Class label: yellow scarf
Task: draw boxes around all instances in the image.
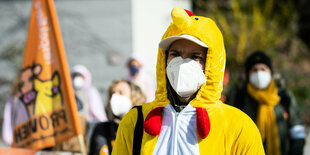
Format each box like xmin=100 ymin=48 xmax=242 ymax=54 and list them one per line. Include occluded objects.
xmin=247 ymin=80 xmax=280 ymax=155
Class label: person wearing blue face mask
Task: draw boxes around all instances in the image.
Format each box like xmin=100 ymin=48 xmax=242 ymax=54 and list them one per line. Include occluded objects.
xmin=226 ymin=51 xmax=306 ymax=155
xmin=128 ymin=62 xmax=140 ymax=77
xmin=126 ymin=56 xmax=155 ymax=102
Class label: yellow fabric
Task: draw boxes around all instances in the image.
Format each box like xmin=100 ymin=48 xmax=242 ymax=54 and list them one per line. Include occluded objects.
xmin=112 ymin=103 xmax=265 ymax=155
xmin=153 ymin=7 xmax=226 ymax=108
xmin=112 ymin=7 xmax=264 ymax=155
xmin=247 ymin=80 xmax=281 ymax=155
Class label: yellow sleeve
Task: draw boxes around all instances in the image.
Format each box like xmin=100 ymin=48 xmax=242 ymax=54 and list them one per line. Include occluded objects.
xmin=231 ymin=110 xmax=265 ymax=155
xmin=112 ymin=108 xmax=138 ymax=155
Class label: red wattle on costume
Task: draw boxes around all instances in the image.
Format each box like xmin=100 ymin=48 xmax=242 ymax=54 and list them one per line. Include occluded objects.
xmin=196 ymin=107 xmax=211 ymax=139
xmin=143 ymin=106 xmax=211 ymax=139
xmin=143 ymin=107 xmax=164 ymax=136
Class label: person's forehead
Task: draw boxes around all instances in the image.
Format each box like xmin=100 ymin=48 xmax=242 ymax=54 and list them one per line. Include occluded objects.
xmin=128 ymin=59 xmax=141 ymax=67
xmin=251 ymin=63 xmax=270 ymax=70
xmin=131 ymin=59 xmax=140 ymax=65
xmin=72 ymin=72 xmax=84 ymax=78
xmin=113 ymin=82 xmax=130 ymax=92
xmin=168 ymin=40 xmax=207 ymax=56
xmin=169 ymin=39 xmax=205 ymax=49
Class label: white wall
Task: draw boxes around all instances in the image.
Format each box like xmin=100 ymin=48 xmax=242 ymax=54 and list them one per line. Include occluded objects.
xmin=131 ymin=0 xmax=191 ymax=82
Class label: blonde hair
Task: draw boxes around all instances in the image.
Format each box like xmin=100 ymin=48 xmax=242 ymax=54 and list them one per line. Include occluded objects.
xmin=106 ymin=79 xmax=146 ymax=120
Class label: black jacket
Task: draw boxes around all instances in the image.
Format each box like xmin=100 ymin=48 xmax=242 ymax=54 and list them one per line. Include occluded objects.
xmin=89 ymin=121 xmax=118 ymax=155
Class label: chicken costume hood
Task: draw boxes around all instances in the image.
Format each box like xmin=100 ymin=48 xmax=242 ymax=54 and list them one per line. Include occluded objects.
xmin=112 ymin=7 xmax=264 ymax=155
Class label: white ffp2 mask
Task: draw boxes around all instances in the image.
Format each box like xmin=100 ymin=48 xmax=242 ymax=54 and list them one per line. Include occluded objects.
xmin=110 ymin=93 xmax=132 ymax=117
xmin=73 ymin=76 xmax=84 ymax=90
xmin=249 ymin=71 xmax=271 ymax=89
xmin=166 ymin=57 xmax=206 ymax=97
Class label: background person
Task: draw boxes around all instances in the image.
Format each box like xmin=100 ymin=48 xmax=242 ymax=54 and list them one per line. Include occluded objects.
xmin=71 ymin=64 xmax=107 ymax=122
xmin=89 ymin=79 xmax=146 ymax=155
xmin=71 ymin=64 xmax=108 ymax=150
xmin=126 ymin=56 xmax=155 ymax=102
xmin=226 ymin=51 xmax=306 ymax=155
xmin=1 ymin=77 xmax=27 ymax=146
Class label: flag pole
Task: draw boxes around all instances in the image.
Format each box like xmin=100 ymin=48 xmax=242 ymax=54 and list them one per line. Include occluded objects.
xmin=45 ymin=0 xmax=87 ymax=154
xmin=77 ymin=135 xmax=87 ymax=155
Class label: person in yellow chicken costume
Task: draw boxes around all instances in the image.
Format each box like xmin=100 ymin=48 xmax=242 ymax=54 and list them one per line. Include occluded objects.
xmin=112 ymin=7 xmax=265 ymax=155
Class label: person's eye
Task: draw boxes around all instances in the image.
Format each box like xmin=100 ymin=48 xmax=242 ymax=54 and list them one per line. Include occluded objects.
xmin=193 ymin=55 xmax=203 ymax=60
xmin=169 ymin=51 xmax=179 ymax=57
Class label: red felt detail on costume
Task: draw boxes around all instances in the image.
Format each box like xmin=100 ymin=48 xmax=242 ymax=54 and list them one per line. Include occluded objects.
xmin=143 ymin=107 xmax=164 ymax=136
xmin=184 ymin=9 xmax=195 ymax=16
xmin=196 ymin=107 xmax=211 ymax=139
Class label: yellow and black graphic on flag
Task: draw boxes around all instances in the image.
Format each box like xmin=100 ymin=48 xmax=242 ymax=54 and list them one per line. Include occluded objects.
xmin=13 ymin=64 xmax=71 ymax=148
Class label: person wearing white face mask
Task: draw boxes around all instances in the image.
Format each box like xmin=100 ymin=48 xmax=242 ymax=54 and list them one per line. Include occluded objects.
xmin=113 ymin=7 xmax=264 ymax=155
xmin=89 ymin=79 xmax=146 ymax=155
xmin=71 ymin=65 xmax=107 ymax=122
xmin=226 ymin=51 xmax=305 ymax=155
xmin=165 ymin=37 xmax=207 ymax=112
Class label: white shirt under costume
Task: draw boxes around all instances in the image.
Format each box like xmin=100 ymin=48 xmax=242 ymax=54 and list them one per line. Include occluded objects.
xmin=153 ymin=104 xmax=199 ymax=155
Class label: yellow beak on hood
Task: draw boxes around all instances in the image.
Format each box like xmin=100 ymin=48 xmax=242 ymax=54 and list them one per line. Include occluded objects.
xmin=153 ymin=6 xmax=226 ymax=108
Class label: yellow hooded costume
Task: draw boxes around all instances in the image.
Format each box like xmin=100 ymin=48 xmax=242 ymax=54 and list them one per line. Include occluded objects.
xmin=112 ymin=7 xmax=264 ymax=155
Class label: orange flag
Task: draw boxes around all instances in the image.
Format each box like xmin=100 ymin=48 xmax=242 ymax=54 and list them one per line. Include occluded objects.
xmin=12 ymin=0 xmax=82 ymax=149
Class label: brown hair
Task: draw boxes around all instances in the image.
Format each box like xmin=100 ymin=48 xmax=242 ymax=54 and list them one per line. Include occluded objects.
xmin=106 ymin=79 xmax=146 ymax=121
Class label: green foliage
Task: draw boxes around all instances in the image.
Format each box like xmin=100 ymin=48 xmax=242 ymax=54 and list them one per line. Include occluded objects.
xmin=193 ymin=0 xmax=310 ymax=124
xmin=194 ymin=0 xmax=300 ymax=64
xmin=293 ymin=86 xmax=310 ymax=102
